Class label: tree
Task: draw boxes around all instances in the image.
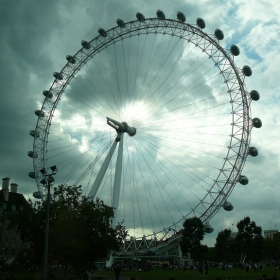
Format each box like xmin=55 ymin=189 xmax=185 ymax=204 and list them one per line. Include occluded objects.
xmin=215 ymin=228 xmax=232 ymax=261
xmin=236 ymin=216 xmax=264 ymax=261
xmin=180 ymin=217 xmax=205 ymax=261
xmin=8 ymin=185 xmax=126 ymax=272
xmin=264 ymin=232 xmax=280 ymax=260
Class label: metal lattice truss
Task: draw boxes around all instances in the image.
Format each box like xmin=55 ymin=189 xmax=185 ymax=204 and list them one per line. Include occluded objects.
xmin=31 ymin=15 xmax=256 ymax=248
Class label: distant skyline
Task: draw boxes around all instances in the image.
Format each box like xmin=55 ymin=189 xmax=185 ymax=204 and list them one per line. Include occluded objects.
xmin=0 ymin=0 xmax=279 ymax=247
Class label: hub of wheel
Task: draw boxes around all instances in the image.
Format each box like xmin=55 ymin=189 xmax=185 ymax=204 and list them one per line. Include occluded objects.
xmin=107 ymin=117 xmax=137 ymax=137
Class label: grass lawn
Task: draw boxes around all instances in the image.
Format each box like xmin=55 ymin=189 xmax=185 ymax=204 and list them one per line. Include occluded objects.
xmin=1 ymin=266 xmax=279 ymax=279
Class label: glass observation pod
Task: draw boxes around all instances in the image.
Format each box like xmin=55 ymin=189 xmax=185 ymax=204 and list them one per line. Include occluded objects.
xmin=30 ymin=130 xmax=40 ymax=138
xmin=27 ymin=151 xmax=38 ymax=158
xmin=204 ymin=224 xmax=214 ymax=233
xmin=35 ymin=110 xmax=44 ymax=117
xmin=196 ymin=18 xmax=206 ymax=29
xmin=177 ymin=11 xmax=186 ymax=22
xmin=214 ymin=29 xmax=224 ymax=40
xmin=43 ymin=90 xmax=53 ymax=98
xmin=116 ymin=18 xmax=125 ymax=28
xmin=223 ymin=201 xmax=233 ymax=211
xmin=33 ymin=191 xmax=42 ymax=199
xmin=249 ymin=147 xmax=258 ymax=157
xmin=239 ymin=175 xmax=249 ymax=185
xmin=250 ymin=90 xmax=260 ymax=101
xmin=53 ymin=72 xmax=63 ymax=80
xmin=98 ymin=28 xmax=107 ymax=37
xmin=66 ymin=55 xmax=76 ymax=64
xmin=81 ymin=40 xmax=90 ymax=49
xmin=28 ymin=172 xmax=36 ymax=179
xmin=156 ymin=10 xmax=165 ymax=19
xmin=252 ymin=118 xmax=262 ymax=128
xmin=136 ymin=12 xmax=145 ymax=22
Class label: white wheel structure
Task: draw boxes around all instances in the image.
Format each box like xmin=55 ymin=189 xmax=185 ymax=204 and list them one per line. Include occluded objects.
xmin=28 ymin=10 xmax=261 ymax=253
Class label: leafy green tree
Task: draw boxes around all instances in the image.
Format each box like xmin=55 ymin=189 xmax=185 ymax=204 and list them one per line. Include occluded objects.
xmin=215 ymin=228 xmax=232 ymax=261
xmin=264 ymin=232 xmax=280 ymax=260
xmin=8 ymin=185 xmax=127 ymax=271
xmin=236 ymin=216 xmax=264 ymax=261
xmin=180 ymin=217 xmax=205 ymax=261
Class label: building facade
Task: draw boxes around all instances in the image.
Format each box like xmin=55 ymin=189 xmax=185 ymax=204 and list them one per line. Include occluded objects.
xmin=264 ymin=229 xmax=279 ymax=239
xmin=0 ymin=177 xmax=28 ymax=264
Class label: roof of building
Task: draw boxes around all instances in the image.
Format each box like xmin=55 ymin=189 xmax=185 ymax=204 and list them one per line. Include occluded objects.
xmin=0 ymin=190 xmax=29 ymax=212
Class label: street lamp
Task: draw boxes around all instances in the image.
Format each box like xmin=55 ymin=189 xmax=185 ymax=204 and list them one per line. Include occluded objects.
xmin=40 ymin=165 xmax=58 ymax=280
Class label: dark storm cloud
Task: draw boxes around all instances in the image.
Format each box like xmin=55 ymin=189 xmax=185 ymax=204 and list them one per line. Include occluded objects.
xmin=0 ymin=1 xmax=62 ymax=193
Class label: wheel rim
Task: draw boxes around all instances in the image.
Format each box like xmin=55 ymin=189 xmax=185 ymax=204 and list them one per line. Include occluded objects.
xmin=32 ymin=17 xmax=253 ymax=248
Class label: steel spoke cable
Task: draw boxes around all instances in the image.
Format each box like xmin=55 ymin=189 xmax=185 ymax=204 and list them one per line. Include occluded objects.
xmin=59 ymin=133 xmax=111 ymax=185
xmin=64 ymin=79 xmax=116 ymax=118
xmin=135 ymin=33 xmax=165 ymax=102
xmin=138 ymin=131 xmax=226 ymax=160
xmin=130 ymin=135 xmax=196 ymax=215
xmin=134 ymin=136 xmax=198 ymax=226
xmin=136 ymin=133 xmax=216 ymax=188
xmin=125 ymin=136 xmax=164 ymax=232
xmin=131 ymin=33 xmax=148 ymax=109
xmin=142 ymin=74 xmax=227 ymax=124
xmin=133 ymin=138 xmax=176 ymax=225
xmin=139 ymin=34 xmax=176 ymax=103
xmin=143 ymin=39 xmax=202 ymax=108
xmin=147 ymin=56 xmax=217 ymax=117
xmin=140 ymin=123 xmax=231 ymax=134
xmin=144 ymin=41 xmax=203 ymax=111
xmin=141 ymin=37 xmax=182 ymax=107
xmin=137 ymin=34 xmax=157 ymax=101
xmin=95 ymin=51 xmax=118 ymax=102
xmin=149 ymin=65 xmax=221 ymax=118
xmin=125 ymin=136 xmax=161 ymax=233
xmin=136 ymin=132 xmax=222 ymax=179
xmin=81 ymin=61 xmax=120 ymax=118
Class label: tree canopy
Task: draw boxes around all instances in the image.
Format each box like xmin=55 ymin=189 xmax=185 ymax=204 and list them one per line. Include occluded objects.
xmin=8 ymin=185 xmax=127 ymax=269
xmin=235 ymin=216 xmax=264 ymax=261
xmin=180 ymin=217 xmax=206 ymax=261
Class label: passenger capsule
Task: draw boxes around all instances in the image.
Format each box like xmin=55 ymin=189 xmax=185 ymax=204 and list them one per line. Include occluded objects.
xmin=223 ymin=201 xmax=233 ymax=211
xmin=204 ymin=224 xmax=214 ymax=233
xmin=197 ymin=18 xmax=206 ymax=29
xmin=230 ymin=45 xmax=240 ymax=56
xmin=252 ymin=117 xmax=262 ymax=128
xmin=30 ymin=130 xmax=40 ymax=138
xmin=177 ymin=11 xmax=186 ymax=22
xmin=81 ymin=40 xmax=90 ymax=49
xmin=250 ymin=90 xmax=260 ymax=101
xmin=215 ymin=29 xmax=224 ymax=40
xmin=136 ymin=12 xmax=145 ymax=22
xmin=116 ymin=18 xmax=126 ymax=28
xmin=66 ymin=55 xmax=76 ymax=64
xmin=35 ymin=110 xmax=45 ymax=117
xmin=33 ymin=191 xmax=42 ymax=199
xmin=28 ymin=172 xmax=36 ymax=179
xmin=242 ymin=65 xmax=252 ymax=77
xmin=98 ymin=28 xmax=107 ymax=37
xmin=42 ymin=90 xmax=53 ymax=98
xmin=156 ymin=10 xmax=165 ymax=19
xmin=249 ymin=147 xmax=258 ymax=157
xmin=27 ymin=151 xmax=38 ymax=158
xmin=239 ymin=175 xmax=249 ymax=185
xmin=53 ymin=72 xmax=63 ymax=80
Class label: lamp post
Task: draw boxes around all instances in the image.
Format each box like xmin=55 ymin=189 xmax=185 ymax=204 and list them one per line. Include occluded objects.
xmin=40 ymin=165 xmax=58 ymax=280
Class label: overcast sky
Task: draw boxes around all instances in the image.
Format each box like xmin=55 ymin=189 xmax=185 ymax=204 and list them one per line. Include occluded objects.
xmin=1 ymin=0 xmax=279 ymax=247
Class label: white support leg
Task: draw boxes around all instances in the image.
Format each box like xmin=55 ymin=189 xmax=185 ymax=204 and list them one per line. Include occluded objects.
xmin=88 ymin=140 xmax=118 ymax=199
xmin=112 ymin=132 xmax=123 ymax=227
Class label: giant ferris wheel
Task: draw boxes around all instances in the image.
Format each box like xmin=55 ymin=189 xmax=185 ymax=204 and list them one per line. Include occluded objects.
xmin=28 ymin=10 xmax=261 ymax=251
